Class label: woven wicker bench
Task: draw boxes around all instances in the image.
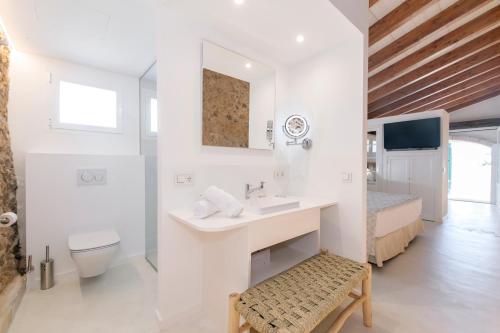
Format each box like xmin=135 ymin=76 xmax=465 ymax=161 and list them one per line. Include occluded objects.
xmin=228 ymin=252 xmax=372 ymax=333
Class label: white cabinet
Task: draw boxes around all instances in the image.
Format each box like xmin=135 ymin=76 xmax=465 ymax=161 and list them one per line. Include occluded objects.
xmin=385 ymin=154 xmax=438 ymax=221
xmin=386 ymin=157 xmax=411 ymax=195
xmin=410 ymin=156 xmax=436 ymax=220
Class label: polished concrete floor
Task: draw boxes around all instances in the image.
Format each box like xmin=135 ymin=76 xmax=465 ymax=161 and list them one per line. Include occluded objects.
xmin=337 ymin=200 xmax=500 ymax=333
xmin=8 ymin=201 xmax=500 ymax=332
xmin=8 ymin=257 xmax=159 ymax=333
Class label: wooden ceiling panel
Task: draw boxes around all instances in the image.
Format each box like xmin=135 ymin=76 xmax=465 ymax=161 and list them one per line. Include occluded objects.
xmin=370 ymin=70 xmax=500 ymax=118
xmin=369 ymin=0 xmax=490 ymax=71
xmin=374 ymin=83 xmax=500 ymax=118
xmin=368 ymin=57 xmax=500 ymax=118
xmin=368 ymin=0 xmax=500 ymax=117
xmin=369 ymin=6 xmax=500 ymax=89
xmin=369 ymin=0 xmax=434 ymax=46
xmin=446 ymin=89 xmax=500 ymax=112
xmin=369 ymin=41 xmax=500 ymax=107
xmin=425 ymin=81 xmax=500 ymax=112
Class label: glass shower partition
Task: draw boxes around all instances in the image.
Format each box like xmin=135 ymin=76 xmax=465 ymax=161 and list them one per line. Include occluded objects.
xmin=140 ymin=63 xmax=158 ymax=270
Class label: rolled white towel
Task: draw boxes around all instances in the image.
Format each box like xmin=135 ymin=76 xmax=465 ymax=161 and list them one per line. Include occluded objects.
xmin=193 ymin=199 xmax=219 ymax=219
xmin=203 ymin=186 xmax=243 ymax=218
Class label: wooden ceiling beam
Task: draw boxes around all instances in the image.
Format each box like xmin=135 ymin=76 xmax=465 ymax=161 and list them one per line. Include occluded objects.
xmin=446 ymin=90 xmax=500 ymax=112
xmin=406 ymin=77 xmax=500 ymax=115
xmin=441 ymin=84 xmax=500 ymax=112
xmin=368 ymin=41 xmax=500 ymax=107
xmin=369 ymin=28 xmax=500 ymax=104
xmin=368 ymin=0 xmax=490 ymax=71
xmin=370 ymin=68 xmax=500 ymax=118
xmin=369 ymin=0 xmax=380 ymax=7
xmin=370 ymin=0 xmax=434 ymax=46
xmin=368 ymin=57 xmax=500 ymax=117
xmin=370 ymin=78 xmax=500 ymax=118
xmin=369 ymin=6 xmax=500 ymax=89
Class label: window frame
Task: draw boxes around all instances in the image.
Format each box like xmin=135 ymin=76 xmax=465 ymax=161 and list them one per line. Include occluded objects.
xmin=51 ymin=79 xmax=124 ymax=134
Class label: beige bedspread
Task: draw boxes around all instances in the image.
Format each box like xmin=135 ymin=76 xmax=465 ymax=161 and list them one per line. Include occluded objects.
xmin=367 ymin=191 xmax=423 ymax=266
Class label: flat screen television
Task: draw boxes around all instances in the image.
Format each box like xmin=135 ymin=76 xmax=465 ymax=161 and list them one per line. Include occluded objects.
xmin=384 ymin=117 xmax=441 ymax=150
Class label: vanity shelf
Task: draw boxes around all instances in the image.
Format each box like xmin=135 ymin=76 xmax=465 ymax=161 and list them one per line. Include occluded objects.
xmin=250 ymin=232 xmax=318 ymax=286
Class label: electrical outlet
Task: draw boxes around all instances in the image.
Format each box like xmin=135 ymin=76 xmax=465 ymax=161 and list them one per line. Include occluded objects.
xmin=175 ymin=174 xmax=195 ymax=185
xmin=342 ymin=172 xmax=352 ymax=183
xmin=274 ymin=169 xmax=286 ymax=179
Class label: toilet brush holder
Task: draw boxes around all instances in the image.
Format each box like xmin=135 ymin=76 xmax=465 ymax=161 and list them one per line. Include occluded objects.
xmin=40 ymin=245 xmax=54 ymax=290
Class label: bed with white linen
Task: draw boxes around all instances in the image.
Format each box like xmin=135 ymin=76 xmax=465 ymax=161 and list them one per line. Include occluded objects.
xmin=367 ymin=191 xmax=423 ymax=267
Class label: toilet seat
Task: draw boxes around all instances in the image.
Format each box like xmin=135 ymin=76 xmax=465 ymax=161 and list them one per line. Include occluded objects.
xmin=70 ymin=242 xmax=119 ymax=253
xmin=68 ymin=230 xmax=120 ymax=252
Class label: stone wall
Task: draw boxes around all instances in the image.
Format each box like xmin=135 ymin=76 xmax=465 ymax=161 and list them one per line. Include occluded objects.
xmin=0 ymin=33 xmax=20 ymax=294
xmin=202 ymin=68 xmax=250 ymax=148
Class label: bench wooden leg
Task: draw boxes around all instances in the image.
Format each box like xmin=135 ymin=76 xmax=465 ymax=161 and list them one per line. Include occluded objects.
xmin=362 ymin=264 xmax=373 ymax=327
xmin=228 ymin=293 xmax=241 ymax=333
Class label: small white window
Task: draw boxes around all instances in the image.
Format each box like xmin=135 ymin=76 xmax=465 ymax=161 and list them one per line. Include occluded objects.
xmin=150 ymin=98 xmax=158 ymax=133
xmin=54 ymin=81 xmax=120 ymax=132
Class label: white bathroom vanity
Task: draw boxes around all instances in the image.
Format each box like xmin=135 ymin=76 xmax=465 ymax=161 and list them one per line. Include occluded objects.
xmin=168 ymin=197 xmax=336 ymax=332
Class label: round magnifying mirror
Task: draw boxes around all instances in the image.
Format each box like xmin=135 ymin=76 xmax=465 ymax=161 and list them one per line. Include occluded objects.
xmin=283 ymin=115 xmax=309 ymax=139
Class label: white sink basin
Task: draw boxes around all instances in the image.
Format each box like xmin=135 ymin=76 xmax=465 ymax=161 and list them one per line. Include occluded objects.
xmin=247 ymin=197 xmax=300 ymax=215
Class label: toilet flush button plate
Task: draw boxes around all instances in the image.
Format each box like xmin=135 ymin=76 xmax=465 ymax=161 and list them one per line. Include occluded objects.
xmin=77 ymin=169 xmax=107 ymax=186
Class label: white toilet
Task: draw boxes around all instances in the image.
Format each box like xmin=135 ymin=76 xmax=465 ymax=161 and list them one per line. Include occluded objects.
xmin=68 ymin=230 xmax=120 ymax=278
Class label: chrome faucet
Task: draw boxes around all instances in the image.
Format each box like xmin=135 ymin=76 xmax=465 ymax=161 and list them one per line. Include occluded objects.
xmin=245 ymin=181 xmax=265 ymax=199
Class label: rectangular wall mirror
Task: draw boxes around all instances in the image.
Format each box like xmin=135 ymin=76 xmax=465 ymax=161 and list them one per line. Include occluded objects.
xmin=202 ymin=40 xmax=276 ymax=150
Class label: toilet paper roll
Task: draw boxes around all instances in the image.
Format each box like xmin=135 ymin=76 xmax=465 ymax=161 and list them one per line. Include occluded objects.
xmin=0 ymin=212 xmax=17 ymax=228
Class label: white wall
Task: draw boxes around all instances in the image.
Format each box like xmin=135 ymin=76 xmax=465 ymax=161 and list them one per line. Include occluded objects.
xmin=282 ymin=38 xmax=367 ymax=263
xmin=8 ymin=51 xmax=141 ymax=261
xmin=25 ymin=153 xmax=145 ymax=281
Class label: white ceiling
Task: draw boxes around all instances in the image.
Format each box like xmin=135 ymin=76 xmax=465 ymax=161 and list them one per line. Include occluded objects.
xmin=163 ymin=0 xmax=358 ymax=66
xmin=0 ymin=0 xmax=359 ymax=76
xmin=0 ymin=0 xmax=157 ymax=76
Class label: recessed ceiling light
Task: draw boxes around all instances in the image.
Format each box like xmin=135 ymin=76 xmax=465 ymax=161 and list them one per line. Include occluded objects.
xmin=245 ymin=62 xmax=252 ymax=69
xmin=296 ymin=34 xmax=305 ymax=43
xmin=234 ymin=0 xmax=245 ymax=5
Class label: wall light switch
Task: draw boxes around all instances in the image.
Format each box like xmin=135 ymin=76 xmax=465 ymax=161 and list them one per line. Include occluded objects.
xmin=342 ymin=172 xmax=353 ymax=183
xmin=175 ymin=174 xmax=195 ymax=185
xmin=77 ymin=169 xmax=107 ymax=186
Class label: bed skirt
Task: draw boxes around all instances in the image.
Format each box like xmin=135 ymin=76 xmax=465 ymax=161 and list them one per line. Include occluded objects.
xmin=369 ymin=219 xmax=424 ymax=267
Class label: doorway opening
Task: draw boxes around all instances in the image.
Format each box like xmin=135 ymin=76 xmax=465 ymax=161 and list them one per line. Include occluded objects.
xmin=449 ymin=140 xmax=492 ymax=203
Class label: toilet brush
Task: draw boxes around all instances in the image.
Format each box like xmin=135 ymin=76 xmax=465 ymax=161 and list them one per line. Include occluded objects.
xmin=40 ymin=245 xmax=55 ymax=290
